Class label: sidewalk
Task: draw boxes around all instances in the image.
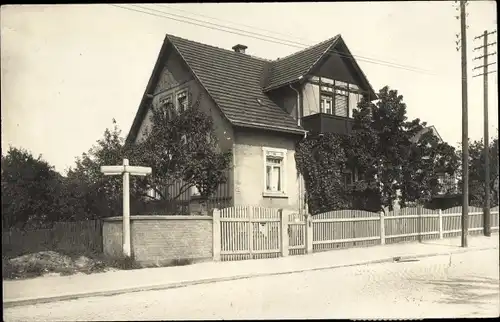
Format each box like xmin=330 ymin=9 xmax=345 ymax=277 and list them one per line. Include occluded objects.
xmin=3 ymin=234 xmax=498 ymax=308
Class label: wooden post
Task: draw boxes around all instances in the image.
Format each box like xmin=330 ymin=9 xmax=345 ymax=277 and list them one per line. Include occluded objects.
xmin=248 ymin=206 xmax=253 ymax=259
xmin=212 ymin=208 xmax=221 ymax=261
xmin=122 ymin=159 xmax=131 ymax=258
xmin=438 ymin=209 xmax=444 ymax=239
xmin=380 ymin=210 xmax=385 ymax=245
xmin=459 ymin=0 xmax=469 ymax=248
xmin=280 ymin=209 xmax=289 ymax=257
xmin=417 ymin=204 xmax=422 ymax=243
xmin=305 ymin=214 xmax=313 ymax=254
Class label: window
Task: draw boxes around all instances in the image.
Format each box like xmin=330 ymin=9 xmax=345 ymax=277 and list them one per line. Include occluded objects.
xmin=263 ymin=148 xmax=287 ymax=195
xmin=343 ymin=172 xmax=353 ymax=189
xmin=159 ymin=95 xmax=173 ymax=119
xmin=146 ymin=186 xmax=161 ymax=200
xmin=312 ymin=77 xmax=364 ymax=118
xmin=348 ymin=92 xmax=362 ymax=117
xmin=191 ymin=185 xmax=201 ymax=197
xmin=334 ymin=88 xmax=348 ymax=117
xmin=159 ymin=95 xmax=172 ymax=106
xmin=177 ymin=91 xmax=188 ymax=112
xmin=320 ymin=95 xmax=333 ymax=114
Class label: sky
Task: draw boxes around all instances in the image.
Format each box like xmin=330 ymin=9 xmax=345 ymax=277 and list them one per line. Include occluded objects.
xmin=1 ymin=2 xmax=498 ymax=174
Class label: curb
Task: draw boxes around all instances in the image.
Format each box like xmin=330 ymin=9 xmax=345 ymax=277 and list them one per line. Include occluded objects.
xmin=3 ymin=245 xmax=497 ymax=308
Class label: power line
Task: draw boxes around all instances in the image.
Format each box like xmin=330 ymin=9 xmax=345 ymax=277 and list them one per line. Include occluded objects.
xmin=156 ymin=3 xmax=428 ymax=71
xmin=110 ymin=4 xmax=439 ymax=76
xmin=158 ymin=4 xmax=315 ymax=45
xmin=136 ymin=4 xmax=436 ymax=74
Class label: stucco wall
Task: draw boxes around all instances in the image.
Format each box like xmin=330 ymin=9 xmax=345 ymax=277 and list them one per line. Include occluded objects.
xmin=103 ymin=216 xmax=213 ymax=266
xmin=233 ymin=128 xmax=301 ymax=211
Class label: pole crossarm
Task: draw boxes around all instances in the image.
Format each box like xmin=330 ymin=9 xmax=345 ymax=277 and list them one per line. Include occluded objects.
xmin=473 ymin=52 xmax=497 ymax=60
xmin=473 ymin=70 xmax=497 ymax=78
xmin=472 ymin=62 xmax=496 ymax=70
xmin=473 ymin=42 xmax=497 ymax=51
xmin=474 ymin=30 xmax=496 ymax=40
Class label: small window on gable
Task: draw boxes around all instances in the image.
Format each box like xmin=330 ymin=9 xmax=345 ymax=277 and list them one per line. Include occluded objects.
xmin=159 ymin=95 xmax=173 ymax=119
xmin=177 ymin=90 xmax=188 ymax=112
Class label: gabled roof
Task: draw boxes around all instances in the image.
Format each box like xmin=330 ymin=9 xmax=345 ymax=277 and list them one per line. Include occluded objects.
xmin=410 ymin=125 xmax=443 ymax=144
xmin=166 ymin=34 xmax=304 ymax=134
xmin=263 ymin=36 xmax=340 ymax=92
xmin=127 ymin=33 xmax=378 ymax=143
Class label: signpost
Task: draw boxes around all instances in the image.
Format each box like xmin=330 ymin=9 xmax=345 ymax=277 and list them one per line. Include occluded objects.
xmin=100 ymin=159 xmax=152 ymax=258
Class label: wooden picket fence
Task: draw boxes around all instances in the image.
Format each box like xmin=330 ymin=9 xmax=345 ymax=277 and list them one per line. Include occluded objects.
xmin=2 ymin=220 xmax=103 ymax=258
xmin=215 ymin=206 xmax=282 ymax=261
xmin=212 ymin=205 xmax=500 ymax=262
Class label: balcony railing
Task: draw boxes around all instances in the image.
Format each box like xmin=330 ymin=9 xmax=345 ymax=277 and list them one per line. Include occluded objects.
xmin=301 ymin=113 xmax=354 ymax=135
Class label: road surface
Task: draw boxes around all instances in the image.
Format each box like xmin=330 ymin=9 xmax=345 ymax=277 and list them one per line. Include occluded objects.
xmin=4 ymin=249 xmax=499 ymax=320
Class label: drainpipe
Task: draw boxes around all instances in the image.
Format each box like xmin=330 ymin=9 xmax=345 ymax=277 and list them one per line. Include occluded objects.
xmin=290 ymin=82 xmax=307 ymax=214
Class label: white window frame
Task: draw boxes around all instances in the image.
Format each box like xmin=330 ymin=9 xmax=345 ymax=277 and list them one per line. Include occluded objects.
xmin=262 ymin=147 xmax=287 ymax=197
xmin=146 ymin=186 xmax=161 ymax=200
xmin=191 ymin=185 xmax=201 ymax=197
xmin=320 ymin=95 xmax=333 ymax=114
xmin=159 ymin=94 xmax=173 ymax=119
xmin=176 ymin=90 xmax=188 ymax=112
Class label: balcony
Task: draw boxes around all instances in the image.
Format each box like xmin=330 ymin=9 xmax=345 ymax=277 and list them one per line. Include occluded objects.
xmin=301 ymin=113 xmax=354 ymax=135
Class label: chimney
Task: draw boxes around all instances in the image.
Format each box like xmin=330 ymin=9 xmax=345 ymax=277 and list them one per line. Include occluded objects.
xmin=232 ymin=44 xmax=248 ymax=54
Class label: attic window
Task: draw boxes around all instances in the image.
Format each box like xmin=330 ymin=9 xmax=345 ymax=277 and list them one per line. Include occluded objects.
xmin=177 ymin=91 xmax=188 ymax=112
xmin=256 ymin=98 xmax=264 ymax=106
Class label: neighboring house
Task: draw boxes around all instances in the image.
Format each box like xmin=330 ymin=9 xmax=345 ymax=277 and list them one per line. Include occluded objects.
xmin=410 ymin=125 xmax=458 ymax=195
xmin=126 ymin=34 xmax=377 ymax=213
xmin=392 ymin=125 xmax=459 ymax=210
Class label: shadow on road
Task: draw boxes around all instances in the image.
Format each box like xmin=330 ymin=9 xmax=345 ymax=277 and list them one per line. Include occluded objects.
xmin=411 ymin=275 xmax=500 ymax=306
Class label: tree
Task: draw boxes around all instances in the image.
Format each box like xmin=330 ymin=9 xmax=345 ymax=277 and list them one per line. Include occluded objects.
xmin=349 ymin=86 xmax=459 ymax=209
xmin=1 ymin=147 xmax=69 ymax=228
xmin=296 ymin=86 xmax=460 ymax=214
xmin=66 ymin=119 xmax=126 ymax=218
xmin=457 ymin=135 xmax=499 ymax=207
xmin=130 ymin=95 xmax=232 ymax=200
xmin=67 ymin=95 xmax=232 ymax=217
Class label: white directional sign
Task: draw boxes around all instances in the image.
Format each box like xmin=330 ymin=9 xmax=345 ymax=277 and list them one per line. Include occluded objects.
xmin=100 ymin=159 xmax=152 ymax=258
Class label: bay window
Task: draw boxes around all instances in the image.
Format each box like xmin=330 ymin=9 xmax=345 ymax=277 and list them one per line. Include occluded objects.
xmin=309 ymin=76 xmax=364 ymax=118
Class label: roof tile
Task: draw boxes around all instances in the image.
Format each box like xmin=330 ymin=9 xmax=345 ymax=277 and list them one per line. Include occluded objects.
xmin=166 ymin=34 xmax=303 ymax=133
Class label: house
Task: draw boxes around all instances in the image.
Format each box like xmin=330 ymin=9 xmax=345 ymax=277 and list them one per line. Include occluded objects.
xmin=126 ymin=34 xmax=377 ymax=214
xmin=391 ymin=125 xmax=459 ymax=210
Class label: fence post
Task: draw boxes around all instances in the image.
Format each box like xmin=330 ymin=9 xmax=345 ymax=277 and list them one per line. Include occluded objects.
xmin=280 ymin=209 xmax=289 ymax=257
xmin=212 ymin=208 xmax=221 ymax=261
xmin=380 ymin=210 xmax=385 ymax=245
xmin=417 ymin=204 xmax=422 ymax=243
xmin=438 ymin=209 xmax=443 ymax=239
xmin=305 ymin=214 xmax=313 ymax=254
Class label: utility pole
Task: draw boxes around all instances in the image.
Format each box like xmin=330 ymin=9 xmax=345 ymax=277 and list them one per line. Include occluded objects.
xmin=456 ymin=0 xmax=469 ymax=247
xmin=473 ymin=30 xmax=497 ymax=238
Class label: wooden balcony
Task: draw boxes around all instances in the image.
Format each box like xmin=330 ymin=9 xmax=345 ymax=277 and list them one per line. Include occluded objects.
xmin=301 ymin=113 xmax=354 ymax=135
